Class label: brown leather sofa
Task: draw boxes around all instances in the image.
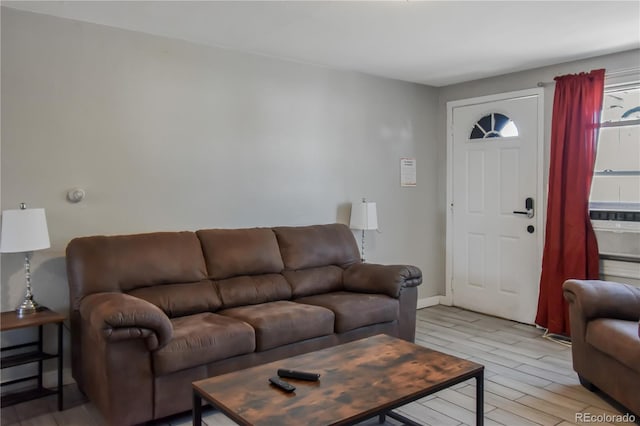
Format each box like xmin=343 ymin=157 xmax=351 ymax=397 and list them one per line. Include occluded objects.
xmin=66 ymin=223 xmax=422 ymax=425
xmin=563 ymin=279 xmax=640 ymax=416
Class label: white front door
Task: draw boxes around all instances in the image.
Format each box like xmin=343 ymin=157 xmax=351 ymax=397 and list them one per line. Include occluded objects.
xmin=447 ymin=89 xmax=544 ymax=324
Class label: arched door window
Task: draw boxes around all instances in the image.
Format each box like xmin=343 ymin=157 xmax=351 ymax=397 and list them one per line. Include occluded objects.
xmin=470 ymin=113 xmax=518 ymax=139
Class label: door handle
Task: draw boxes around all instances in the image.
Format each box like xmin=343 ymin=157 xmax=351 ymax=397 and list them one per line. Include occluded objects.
xmin=513 ymin=197 xmax=534 ymax=218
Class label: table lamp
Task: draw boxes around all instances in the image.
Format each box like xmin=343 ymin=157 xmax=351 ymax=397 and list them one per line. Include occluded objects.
xmin=349 ymin=198 xmax=378 ymax=262
xmin=0 ymin=203 xmax=51 ymax=316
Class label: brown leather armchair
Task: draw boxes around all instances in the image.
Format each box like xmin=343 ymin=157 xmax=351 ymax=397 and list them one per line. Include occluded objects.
xmin=563 ymin=279 xmax=640 ymax=416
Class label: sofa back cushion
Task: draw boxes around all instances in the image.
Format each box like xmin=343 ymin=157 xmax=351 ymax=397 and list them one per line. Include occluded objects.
xmin=273 ymin=224 xmax=360 ymax=270
xmin=197 ymin=228 xmax=284 ymax=280
xmin=127 ymin=281 xmax=222 ymax=318
xmin=216 ymin=274 xmax=292 ymax=308
xmin=66 ymin=232 xmax=207 ymax=311
xmin=284 ymin=266 xmax=344 ymax=298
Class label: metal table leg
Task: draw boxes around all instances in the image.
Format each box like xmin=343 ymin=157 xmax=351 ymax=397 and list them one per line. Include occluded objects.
xmin=57 ymin=321 xmax=63 ymax=411
xmin=476 ymin=368 xmax=484 ymax=426
xmin=193 ymin=390 xmax=202 ymax=426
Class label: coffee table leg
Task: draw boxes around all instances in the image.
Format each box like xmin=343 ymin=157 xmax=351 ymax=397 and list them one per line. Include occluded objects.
xmin=476 ymin=369 xmax=484 ymax=426
xmin=193 ymin=390 xmax=202 ymax=426
xmin=378 ymin=413 xmax=386 ymax=423
xmin=57 ymin=322 xmax=64 ymax=411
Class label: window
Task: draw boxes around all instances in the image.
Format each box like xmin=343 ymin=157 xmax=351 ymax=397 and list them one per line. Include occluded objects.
xmin=469 ymin=113 xmax=518 ymax=139
xmin=589 ymin=86 xmax=640 ymax=223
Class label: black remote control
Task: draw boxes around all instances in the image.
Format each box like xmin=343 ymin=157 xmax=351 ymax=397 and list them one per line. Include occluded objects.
xmin=269 ymin=376 xmax=296 ymax=392
xmin=277 ymin=369 xmax=320 ymax=381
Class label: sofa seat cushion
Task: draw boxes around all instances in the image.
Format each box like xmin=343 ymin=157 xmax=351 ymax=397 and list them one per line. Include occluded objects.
xmin=153 ymin=313 xmax=255 ymax=376
xmin=295 ymin=291 xmax=399 ymax=333
xmin=219 ymin=301 xmax=334 ymax=351
xmin=586 ymin=318 xmax=640 ymax=374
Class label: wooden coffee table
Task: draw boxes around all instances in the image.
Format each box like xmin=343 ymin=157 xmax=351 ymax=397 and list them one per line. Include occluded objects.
xmin=192 ymin=334 xmax=484 ymax=426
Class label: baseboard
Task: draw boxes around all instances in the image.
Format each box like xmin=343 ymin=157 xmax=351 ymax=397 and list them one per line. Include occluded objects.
xmin=416 ymin=296 xmax=440 ymax=309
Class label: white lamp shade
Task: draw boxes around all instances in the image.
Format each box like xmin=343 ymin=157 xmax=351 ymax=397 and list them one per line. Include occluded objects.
xmin=0 ymin=208 xmax=51 ymax=253
xmin=350 ymin=201 xmax=378 ymax=231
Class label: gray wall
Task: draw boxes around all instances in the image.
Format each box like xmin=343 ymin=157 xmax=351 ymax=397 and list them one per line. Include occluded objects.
xmin=0 ymin=7 xmax=441 ymax=321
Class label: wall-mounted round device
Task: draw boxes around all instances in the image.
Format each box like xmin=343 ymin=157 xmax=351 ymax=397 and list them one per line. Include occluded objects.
xmin=67 ymin=188 xmax=86 ymax=203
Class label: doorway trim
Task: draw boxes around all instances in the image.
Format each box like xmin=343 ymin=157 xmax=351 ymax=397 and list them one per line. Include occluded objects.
xmin=444 ymin=88 xmax=545 ymax=308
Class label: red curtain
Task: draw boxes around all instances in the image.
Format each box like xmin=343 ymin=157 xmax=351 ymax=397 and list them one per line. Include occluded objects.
xmin=535 ymin=69 xmax=605 ymax=336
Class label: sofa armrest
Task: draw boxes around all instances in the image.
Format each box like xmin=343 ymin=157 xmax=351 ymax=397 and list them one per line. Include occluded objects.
xmin=79 ymin=292 xmax=173 ymax=350
xmin=343 ymin=263 xmax=422 ymax=298
xmin=563 ymin=279 xmax=640 ymax=323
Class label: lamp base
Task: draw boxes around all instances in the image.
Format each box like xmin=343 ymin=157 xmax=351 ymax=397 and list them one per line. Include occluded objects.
xmin=16 ymin=297 xmax=39 ymax=317
xmin=15 ymin=251 xmax=43 ymax=316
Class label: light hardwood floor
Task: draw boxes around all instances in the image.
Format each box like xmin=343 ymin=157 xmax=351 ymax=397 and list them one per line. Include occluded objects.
xmin=0 ymin=305 xmax=634 ymax=426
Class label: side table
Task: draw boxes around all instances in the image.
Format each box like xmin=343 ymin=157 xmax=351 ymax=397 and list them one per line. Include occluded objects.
xmin=0 ymin=308 xmax=65 ymax=410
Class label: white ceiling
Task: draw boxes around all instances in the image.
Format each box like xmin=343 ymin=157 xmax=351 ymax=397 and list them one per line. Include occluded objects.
xmin=3 ymin=1 xmax=639 ymax=86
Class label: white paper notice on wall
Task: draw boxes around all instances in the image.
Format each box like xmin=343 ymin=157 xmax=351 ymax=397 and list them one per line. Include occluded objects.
xmin=400 ymin=158 xmax=417 ymax=187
